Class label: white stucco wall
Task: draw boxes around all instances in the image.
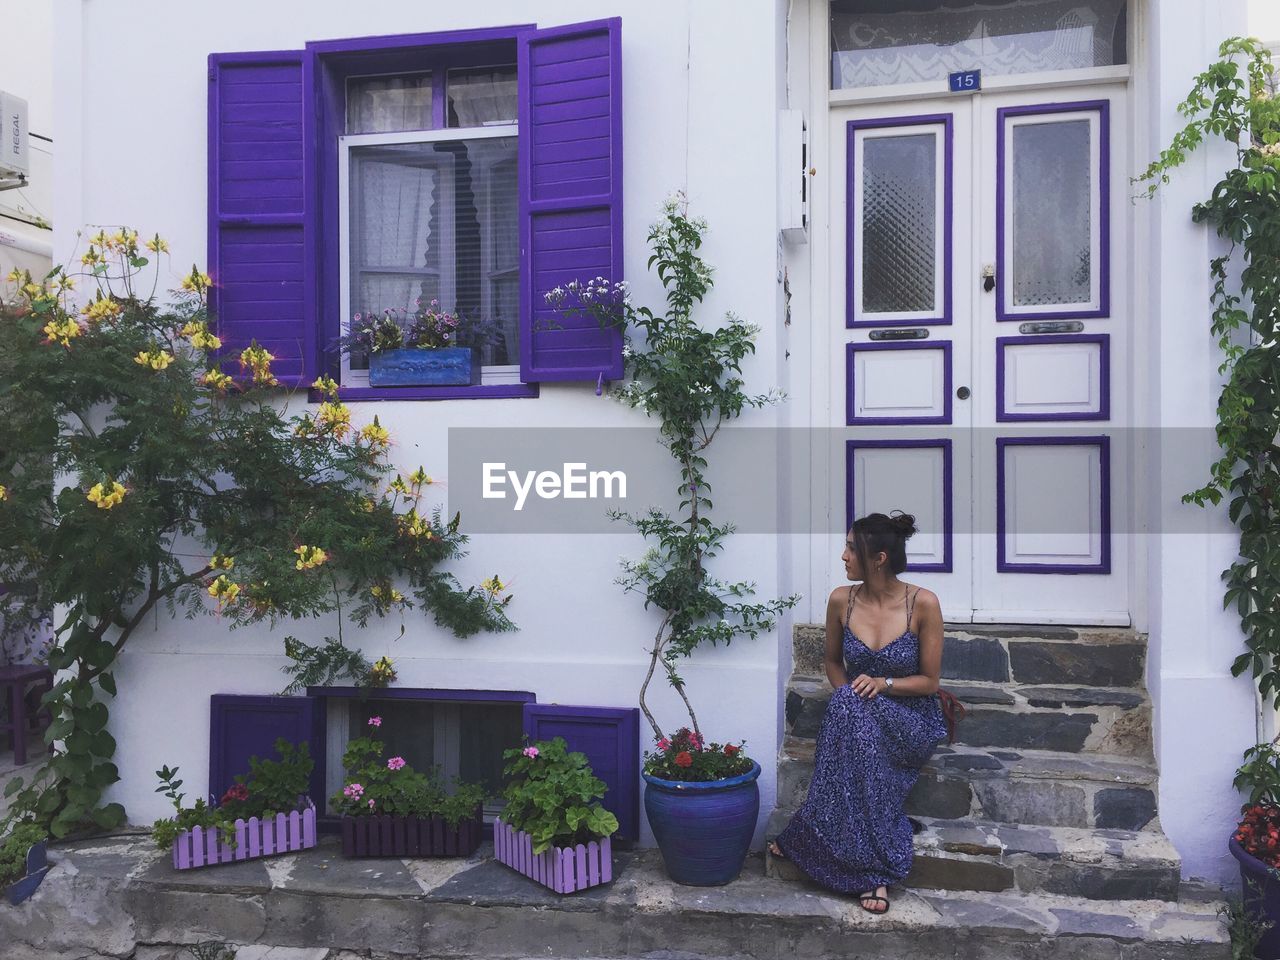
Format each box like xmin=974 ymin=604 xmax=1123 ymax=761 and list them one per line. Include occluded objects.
xmin=53 ymin=0 xmax=788 ymax=841
xmin=1136 ymin=0 xmax=1258 ymax=885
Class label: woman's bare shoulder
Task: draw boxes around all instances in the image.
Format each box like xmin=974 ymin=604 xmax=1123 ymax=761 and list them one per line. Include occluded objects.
xmin=827 ymin=585 xmax=853 ymax=609
xmin=908 ymin=585 xmax=942 ymax=616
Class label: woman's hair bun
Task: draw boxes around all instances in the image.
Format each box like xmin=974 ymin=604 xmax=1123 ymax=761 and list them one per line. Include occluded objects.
xmin=889 ymin=511 xmax=917 ymax=539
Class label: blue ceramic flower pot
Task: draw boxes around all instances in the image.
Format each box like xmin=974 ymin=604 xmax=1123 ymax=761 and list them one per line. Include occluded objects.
xmin=642 ymin=760 xmax=761 ymax=886
xmin=369 ymin=347 xmax=477 ymax=386
xmin=1230 ymin=837 xmax=1280 ymax=958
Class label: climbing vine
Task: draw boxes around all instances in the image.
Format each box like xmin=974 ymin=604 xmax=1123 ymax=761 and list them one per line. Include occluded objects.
xmin=1137 ymin=39 xmax=1280 ymax=704
xmin=548 ymin=196 xmax=800 ymax=741
xmin=0 ymin=233 xmax=513 ymax=838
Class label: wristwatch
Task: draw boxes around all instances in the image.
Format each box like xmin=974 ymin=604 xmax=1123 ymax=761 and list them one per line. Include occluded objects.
xmin=884 ymin=677 xmax=895 ymax=690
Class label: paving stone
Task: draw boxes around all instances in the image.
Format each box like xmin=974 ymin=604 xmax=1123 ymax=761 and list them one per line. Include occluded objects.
xmin=1040 ymin=863 xmax=1180 ymax=902
xmin=989 ymin=824 xmax=1062 ymax=857
xmin=424 ymin=855 xmax=624 ymax=909
xmin=1094 ymin=788 xmax=1158 ymax=831
xmin=939 ymin=753 xmax=1005 ymax=771
xmin=1096 ymin=709 xmax=1154 ymax=759
xmin=908 ymin=854 xmax=1017 ymax=892
xmin=785 ymin=688 xmax=825 ymax=739
xmin=959 ymin=710 xmax=1097 ymax=753
xmin=906 ymin=774 xmax=974 ymax=820
xmin=1008 ymin=642 xmax=1145 ymax=687
xmin=991 ymin=750 xmax=1023 ymax=760
xmin=234 ymin=947 xmax=332 ymax=960
xmin=1021 ymin=687 xmax=1146 ymax=710
xmin=975 ymin=780 xmax=1089 ymax=829
xmin=792 ymin=624 xmax=826 ymax=677
xmin=1051 ymin=908 xmax=1144 ymax=939
xmin=957 ymin=624 xmax=1081 ymax=640
xmin=940 ymin=683 xmax=1017 ymax=706
xmin=942 ymin=636 xmax=1010 ymax=682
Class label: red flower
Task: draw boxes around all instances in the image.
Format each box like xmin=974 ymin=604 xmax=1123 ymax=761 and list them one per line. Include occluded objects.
xmin=724 ymin=744 xmax=740 ymax=756
xmin=674 ymin=751 xmax=693 ymax=768
xmin=220 ymin=783 xmax=249 ymax=805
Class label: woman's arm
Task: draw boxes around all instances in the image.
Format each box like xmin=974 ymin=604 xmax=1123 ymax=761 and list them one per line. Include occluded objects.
xmin=824 ymin=587 xmax=852 ymax=689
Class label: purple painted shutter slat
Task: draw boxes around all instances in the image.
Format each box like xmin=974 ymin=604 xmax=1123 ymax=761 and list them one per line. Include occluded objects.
xmin=518 ymin=18 xmax=624 ymax=383
xmin=522 ymin=703 xmax=639 ymax=842
xmin=209 ymin=694 xmax=325 ymax=805
xmin=208 ymin=51 xmax=316 ymax=387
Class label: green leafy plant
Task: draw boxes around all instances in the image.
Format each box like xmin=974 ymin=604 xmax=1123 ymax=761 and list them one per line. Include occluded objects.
xmin=546 ymin=196 xmax=799 ymax=758
xmin=331 ymin=715 xmax=485 ymax=823
xmin=1137 ymin=39 xmax=1280 ymax=709
xmin=643 ymin=726 xmax=752 ymax=782
xmin=151 ymin=736 xmax=314 ymax=851
xmin=1222 ymin=884 xmax=1274 ymax=960
xmin=0 ymin=232 xmax=514 ymax=838
xmin=1236 ymin=738 xmax=1280 ymax=808
xmin=499 ymin=737 xmax=618 ymax=854
xmin=0 ymin=822 xmax=46 ymax=888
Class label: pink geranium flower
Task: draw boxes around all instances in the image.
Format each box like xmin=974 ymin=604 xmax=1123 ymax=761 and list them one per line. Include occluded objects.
xmin=656 ymin=738 xmax=670 ymax=751
xmin=367 ymin=716 xmax=382 ymax=728
xmin=343 ymin=783 xmax=364 ymax=799
xmin=368 ymin=798 xmax=376 ymax=809
xmin=387 ymin=756 xmax=406 ymax=771
xmin=522 ymin=746 xmax=540 ymax=758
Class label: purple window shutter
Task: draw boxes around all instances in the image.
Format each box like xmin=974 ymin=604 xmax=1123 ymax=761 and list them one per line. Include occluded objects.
xmin=518 ymin=18 xmax=624 ymax=384
xmin=522 ymin=703 xmax=639 ymax=841
xmin=209 ymin=694 xmax=325 ymax=804
xmin=207 ymin=51 xmax=316 ymax=387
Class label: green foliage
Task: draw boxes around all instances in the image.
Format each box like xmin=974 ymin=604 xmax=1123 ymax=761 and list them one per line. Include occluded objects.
xmin=186 ymin=941 xmax=237 ymax=960
xmin=280 ymin=635 xmax=379 ymax=695
xmin=1235 ymin=740 xmax=1280 ymax=807
xmin=1137 ymin=39 xmax=1280 ymax=712
xmin=500 ymin=737 xmax=618 ymax=854
xmin=546 ymin=196 xmax=800 ymax=741
xmin=330 ymin=717 xmax=485 ymax=823
xmin=150 ymin=737 xmax=313 ymax=851
xmin=0 ymin=234 xmax=514 ymax=838
xmin=0 ymin=822 xmax=47 ymax=888
xmin=1222 ymin=884 xmax=1274 ymax=960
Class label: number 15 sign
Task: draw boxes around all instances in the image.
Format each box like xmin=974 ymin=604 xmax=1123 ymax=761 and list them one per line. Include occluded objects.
xmin=948 ymin=70 xmax=981 ymax=92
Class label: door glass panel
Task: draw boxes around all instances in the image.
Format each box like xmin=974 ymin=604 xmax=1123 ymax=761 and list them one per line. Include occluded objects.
xmin=831 ymin=0 xmax=1127 ymax=90
xmin=861 ymin=132 xmax=936 ymax=314
xmin=1011 ymin=119 xmax=1091 ymax=307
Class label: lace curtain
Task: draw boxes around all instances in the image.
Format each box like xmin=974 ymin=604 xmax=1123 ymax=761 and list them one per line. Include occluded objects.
xmin=346 ymin=75 xmax=434 ymax=134
xmin=448 ymin=67 xmax=518 ymax=128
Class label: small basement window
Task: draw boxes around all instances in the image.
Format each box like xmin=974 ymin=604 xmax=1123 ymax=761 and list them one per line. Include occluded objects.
xmin=319 ymin=689 xmax=530 ymax=822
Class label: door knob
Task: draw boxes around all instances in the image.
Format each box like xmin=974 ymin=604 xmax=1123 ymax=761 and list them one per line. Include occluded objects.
xmin=981 ymin=264 xmax=995 ymax=293
xmin=957 ymin=386 xmax=971 ymax=400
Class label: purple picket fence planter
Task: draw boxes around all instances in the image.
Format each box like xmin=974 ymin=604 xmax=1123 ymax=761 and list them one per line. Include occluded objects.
xmin=341 ymin=809 xmax=482 ymax=858
xmin=492 ymin=817 xmax=612 ymax=894
xmin=170 ymin=798 xmax=317 ymax=870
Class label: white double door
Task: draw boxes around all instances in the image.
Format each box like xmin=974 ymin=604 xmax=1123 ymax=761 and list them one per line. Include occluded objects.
xmin=830 ymin=83 xmax=1129 ymax=625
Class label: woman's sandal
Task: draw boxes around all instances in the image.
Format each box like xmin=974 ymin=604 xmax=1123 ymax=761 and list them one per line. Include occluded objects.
xmin=766 ymin=838 xmax=789 ymax=860
xmin=858 ymin=892 xmax=891 ymax=915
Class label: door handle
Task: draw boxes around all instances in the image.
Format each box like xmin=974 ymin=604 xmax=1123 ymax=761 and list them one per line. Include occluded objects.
xmin=981 ymin=264 xmax=995 ymax=293
xmin=957 ymin=386 xmax=971 ymax=400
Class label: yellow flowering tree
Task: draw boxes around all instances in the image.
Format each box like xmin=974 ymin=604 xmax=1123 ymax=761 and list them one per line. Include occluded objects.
xmin=0 ymin=231 xmax=514 ymax=838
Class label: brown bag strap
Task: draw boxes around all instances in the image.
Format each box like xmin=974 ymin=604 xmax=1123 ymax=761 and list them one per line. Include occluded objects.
xmin=937 ymin=687 xmax=967 ymax=745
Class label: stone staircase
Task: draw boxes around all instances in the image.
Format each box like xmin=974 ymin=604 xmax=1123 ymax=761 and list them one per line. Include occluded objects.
xmin=766 ymin=624 xmax=1187 ymax=906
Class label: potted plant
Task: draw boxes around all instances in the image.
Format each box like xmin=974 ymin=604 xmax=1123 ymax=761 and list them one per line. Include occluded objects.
xmin=0 ymin=822 xmax=49 ymax=905
xmin=493 ymin=737 xmax=618 ymax=894
xmin=341 ymin=301 xmax=493 ymax=387
xmin=151 ymin=737 xmax=317 ymax=869
xmin=1230 ymin=739 xmax=1280 ymax=955
xmin=332 ymin=715 xmax=485 ymax=857
xmin=545 ymin=196 xmax=798 ymax=886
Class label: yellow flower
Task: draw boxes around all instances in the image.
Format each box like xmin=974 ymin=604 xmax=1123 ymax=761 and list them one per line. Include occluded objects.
xmin=145 ymin=234 xmax=170 ymax=254
xmin=294 ymin=544 xmax=328 ymax=570
xmin=359 ymin=417 xmax=390 ymax=448
xmin=408 ymin=466 xmax=433 ymax=487
xmin=316 ymin=401 xmax=352 ymax=440
xmin=201 ymin=369 xmax=235 ymax=392
xmin=89 ymin=230 xmax=108 ymax=247
xmin=311 ymin=375 xmax=340 ymax=398
xmin=134 ymin=349 xmax=174 ymax=371
xmin=0 ymin=484 xmax=8 ymax=501
xmin=481 ymin=575 xmax=506 ymax=596
xmin=57 ymin=274 xmax=75 ymax=292
xmin=87 ymin=480 xmax=127 ymax=510
xmin=6 ymin=267 xmax=26 ymax=285
xmin=180 ymin=264 xmax=214 ymax=294
xmin=389 ymin=476 xmax=411 ymax=496
xmin=82 ymin=297 xmax=123 ymax=324
xmin=211 ymin=554 xmax=235 ymax=570
xmin=361 ymin=497 xmax=375 ymax=513
xmin=181 ymin=321 xmax=221 ymax=351
xmin=208 ymin=574 xmax=240 ymax=607
xmin=22 ymin=282 xmax=42 ymax=298
xmin=42 ymin=318 xmax=81 ymax=348
xmin=400 ymin=510 xmax=433 ymax=539
xmin=370 ymin=656 xmax=397 ymax=683
xmin=239 ymin=343 xmax=278 ymax=387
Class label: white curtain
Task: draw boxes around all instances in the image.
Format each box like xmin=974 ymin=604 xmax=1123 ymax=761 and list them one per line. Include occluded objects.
xmin=448 ymin=69 xmax=518 ymax=127
xmin=347 ymin=75 xmax=434 ymax=134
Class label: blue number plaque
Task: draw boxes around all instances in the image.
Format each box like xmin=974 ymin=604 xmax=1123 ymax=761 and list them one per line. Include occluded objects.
xmin=948 ymin=70 xmax=981 ymax=92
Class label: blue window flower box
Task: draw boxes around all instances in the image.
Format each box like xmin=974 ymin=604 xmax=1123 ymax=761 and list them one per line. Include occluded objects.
xmin=369 ymin=348 xmax=478 ymax=387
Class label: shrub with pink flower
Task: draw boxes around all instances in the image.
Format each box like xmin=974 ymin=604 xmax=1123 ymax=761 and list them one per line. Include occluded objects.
xmin=343 ymin=783 xmax=364 ymax=800
xmin=643 ymin=727 xmax=752 ymax=783
xmin=522 ymin=746 xmax=540 ymax=758
xmin=387 ymin=756 xmax=406 ymax=771
xmin=367 ymin=716 xmax=382 ymax=728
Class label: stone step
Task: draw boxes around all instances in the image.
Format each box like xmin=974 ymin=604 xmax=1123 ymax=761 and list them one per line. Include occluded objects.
xmin=778 ymin=737 xmax=1160 ymax=831
xmin=793 ymin=622 xmax=1147 ymax=688
xmin=785 ymin=678 xmax=1152 ymax=757
xmin=765 ymin=810 xmax=1182 ymax=902
xmin=4 ymin=836 xmax=1227 ymax=960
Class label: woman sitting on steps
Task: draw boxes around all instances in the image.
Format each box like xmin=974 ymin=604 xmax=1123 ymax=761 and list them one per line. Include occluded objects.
xmin=768 ymin=511 xmax=948 ymax=914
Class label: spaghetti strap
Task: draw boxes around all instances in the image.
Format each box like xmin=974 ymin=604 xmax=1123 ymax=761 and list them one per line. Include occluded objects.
xmin=844 ymin=584 xmax=861 ymax=631
xmin=906 ymin=586 xmax=920 ymax=634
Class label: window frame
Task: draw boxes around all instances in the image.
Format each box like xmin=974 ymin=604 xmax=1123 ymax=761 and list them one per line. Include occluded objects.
xmin=337 ymin=125 xmax=522 ymax=389
xmin=308 ymin=28 xmax=539 ymax=402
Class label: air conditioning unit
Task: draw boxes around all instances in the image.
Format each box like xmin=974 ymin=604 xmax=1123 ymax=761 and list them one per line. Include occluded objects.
xmin=779 ymin=109 xmax=808 ymax=244
xmin=0 ymin=91 xmax=30 ymax=188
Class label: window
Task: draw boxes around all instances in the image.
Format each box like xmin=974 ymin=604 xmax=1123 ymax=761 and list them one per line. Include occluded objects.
xmin=831 ymin=0 xmax=1128 ymax=90
xmin=339 ymin=69 xmax=521 ymax=388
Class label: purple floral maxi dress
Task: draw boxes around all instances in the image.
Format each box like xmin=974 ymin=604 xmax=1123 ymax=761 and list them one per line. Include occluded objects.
xmin=775 ymin=590 xmax=947 ymax=894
